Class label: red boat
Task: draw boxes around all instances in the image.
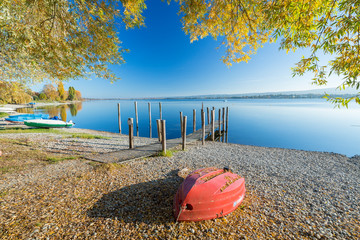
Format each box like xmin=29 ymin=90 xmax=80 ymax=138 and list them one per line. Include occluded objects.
xmin=173 ymin=167 xmax=246 ymax=222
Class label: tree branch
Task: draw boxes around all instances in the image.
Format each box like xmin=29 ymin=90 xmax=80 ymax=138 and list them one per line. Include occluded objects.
xmin=311 ymin=0 xmax=336 ymax=57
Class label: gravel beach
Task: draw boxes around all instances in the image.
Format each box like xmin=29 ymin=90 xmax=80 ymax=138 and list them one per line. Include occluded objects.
xmin=0 ymin=129 xmax=359 ymax=239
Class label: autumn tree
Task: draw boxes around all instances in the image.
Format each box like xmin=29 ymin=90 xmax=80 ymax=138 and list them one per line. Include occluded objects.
xmin=175 ymin=0 xmax=360 ymax=106
xmin=1 ymin=0 xmax=360 ymax=106
xmin=42 ymin=84 xmax=59 ymax=101
xmin=75 ymin=90 xmax=82 ymax=100
xmin=0 ymin=0 xmax=134 ymax=84
xmin=0 ymin=81 xmax=32 ymax=104
xmin=57 ymin=82 xmax=66 ymax=100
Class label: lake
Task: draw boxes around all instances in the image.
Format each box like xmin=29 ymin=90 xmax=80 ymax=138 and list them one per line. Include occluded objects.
xmin=28 ymin=99 xmax=360 ymax=157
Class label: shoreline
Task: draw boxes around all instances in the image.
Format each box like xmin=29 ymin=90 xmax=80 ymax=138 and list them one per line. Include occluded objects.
xmin=0 ymin=124 xmax=359 ymax=158
xmin=0 ymin=129 xmax=359 ymax=238
xmin=2 ymin=99 xmax=358 ymax=158
xmin=0 ymin=100 xmax=83 ymax=113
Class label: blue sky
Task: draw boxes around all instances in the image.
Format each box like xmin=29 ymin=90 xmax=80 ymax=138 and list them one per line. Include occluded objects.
xmin=32 ymin=0 xmax=342 ymax=98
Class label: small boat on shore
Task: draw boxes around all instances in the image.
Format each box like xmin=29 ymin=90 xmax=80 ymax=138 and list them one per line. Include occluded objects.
xmin=5 ymin=114 xmax=49 ymax=123
xmin=173 ymin=167 xmax=246 ymax=222
xmin=24 ymin=119 xmax=74 ymax=128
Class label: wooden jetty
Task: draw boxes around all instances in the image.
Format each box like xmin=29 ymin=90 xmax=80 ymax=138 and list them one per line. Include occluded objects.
xmin=85 ymin=120 xmax=220 ymax=164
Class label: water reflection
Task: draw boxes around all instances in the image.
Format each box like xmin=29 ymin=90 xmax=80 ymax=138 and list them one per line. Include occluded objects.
xmin=60 ymin=106 xmax=67 ymax=121
xmin=18 ymin=102 xmax=83 ymax=120
xmin=46 ymin=106 xmax=60 ymax=118
xmin=69 ymin=104 xmax=77 ymax=116
xmin=16 ymin=99 xmax=360 ymax=157
xmin=16 ymin=108 xmax=34 ymax=114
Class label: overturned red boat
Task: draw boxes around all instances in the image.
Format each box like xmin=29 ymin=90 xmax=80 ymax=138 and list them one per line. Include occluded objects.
xmin=173 ymin=167 xmax=246 ymax=222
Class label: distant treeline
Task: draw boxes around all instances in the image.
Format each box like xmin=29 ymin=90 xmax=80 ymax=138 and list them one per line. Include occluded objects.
xmin=191 ymin=94 xmax=356 ymax=99
xmin=0 ymin=81 xmax=82 ymax=104
xmin=84 ymin=93 xmax=356 ymax=101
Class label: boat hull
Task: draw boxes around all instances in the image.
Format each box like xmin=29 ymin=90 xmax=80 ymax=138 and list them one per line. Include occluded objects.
xmin=5 ymin=114 xmax=49 ymax=123
xmin=174 ymin=167 xmax=246 ymax=222
xmin=24 ymin=119 xmax=74 ymax=128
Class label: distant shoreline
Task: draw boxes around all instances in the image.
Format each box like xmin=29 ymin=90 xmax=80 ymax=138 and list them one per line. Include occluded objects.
xmin=83 ymin=93 xmax=355 ymax=101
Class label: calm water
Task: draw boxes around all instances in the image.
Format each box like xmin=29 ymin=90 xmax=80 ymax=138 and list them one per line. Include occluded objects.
xmin=29 ymin=99 xmax=360 ymax=157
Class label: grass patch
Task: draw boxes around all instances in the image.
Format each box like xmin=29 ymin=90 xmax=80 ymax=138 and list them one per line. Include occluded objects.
xmin=158 ymin=149 xmax=179 ymax=157
xmin=0 ymin=112 xmax=9 ymax=118
xmin=67 ymin=133 xmax=110 ymax=139
xmin=46 ymin=156 xmax=78 ymax=164
xmin=87 ymin=161 xmax=100 ymax=167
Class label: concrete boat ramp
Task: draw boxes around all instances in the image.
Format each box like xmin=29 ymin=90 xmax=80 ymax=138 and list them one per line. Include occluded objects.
xmin=85 ymin=121 xmax=220 ymax=163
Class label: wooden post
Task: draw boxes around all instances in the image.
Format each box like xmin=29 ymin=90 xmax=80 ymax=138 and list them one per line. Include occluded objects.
xmin=159 ymin=102 xmax=162 ymax=120
xmin=201 ymin=110 xmax=205 ymax=145
xmin=180 ymin=111 xmax=183 ymax=136
xmin=202 ymin=102 xmax=204 ymax=112
xmin=128 ymin=118 xmax=134 ymax=149
xmin=161 ymin=120 xmax=166 ymax=154
xmin=218 ymin=109 xmax=221 ymax=141
xmin=156 ymin=119 xmax=162 ymax=142
xmin=225 ymin=107 xmax=229 ymax=143
xmin=207 ymin=107 xmax=210 ymax=124
xmin=211 ymin=110 xmax=215 ymax=141
xmin=182 ymin=116 xmax=187 ymax=150
xmin=117 ymin=103 xmax=121 ymax=134
xmin=148 ymin=102 xmax=152 ymax=138
xmin=222 ymin=107 xmax=225 ymax=142
xmin=134 ymin=101 xmax=139 ymax=136
xmin=193 ymin=109 xmax=196 ymax=132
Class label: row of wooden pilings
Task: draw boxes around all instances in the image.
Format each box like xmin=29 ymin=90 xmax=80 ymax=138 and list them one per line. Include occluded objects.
xmin=117 ymin=102 xmax=229 ymax=154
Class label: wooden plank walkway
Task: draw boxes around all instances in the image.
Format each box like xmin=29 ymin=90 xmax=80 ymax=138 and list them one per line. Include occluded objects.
xmin=85 ymin=121 xmax=220 ymax=163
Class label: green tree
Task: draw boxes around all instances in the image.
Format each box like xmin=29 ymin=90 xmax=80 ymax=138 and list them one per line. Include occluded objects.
xmin=68 ymin=86 xmax=76 ymax=101
xmin=33 ymin=95 xmax=39 ymax=101
xmin=39 ymin=93 xmax=47 ymax=100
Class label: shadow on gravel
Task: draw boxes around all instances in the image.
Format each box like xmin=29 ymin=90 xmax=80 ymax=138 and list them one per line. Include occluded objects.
xmin=87 ymin=170 xmax=183 ymax=224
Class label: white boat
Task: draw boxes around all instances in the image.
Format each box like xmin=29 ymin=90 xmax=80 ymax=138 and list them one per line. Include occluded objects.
xmin=24 ymin=119 xmax=74 ymax=128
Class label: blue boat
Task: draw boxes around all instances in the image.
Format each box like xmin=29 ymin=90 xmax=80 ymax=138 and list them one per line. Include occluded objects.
xmin=5 ymin=114 xmax=49 ymax=123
